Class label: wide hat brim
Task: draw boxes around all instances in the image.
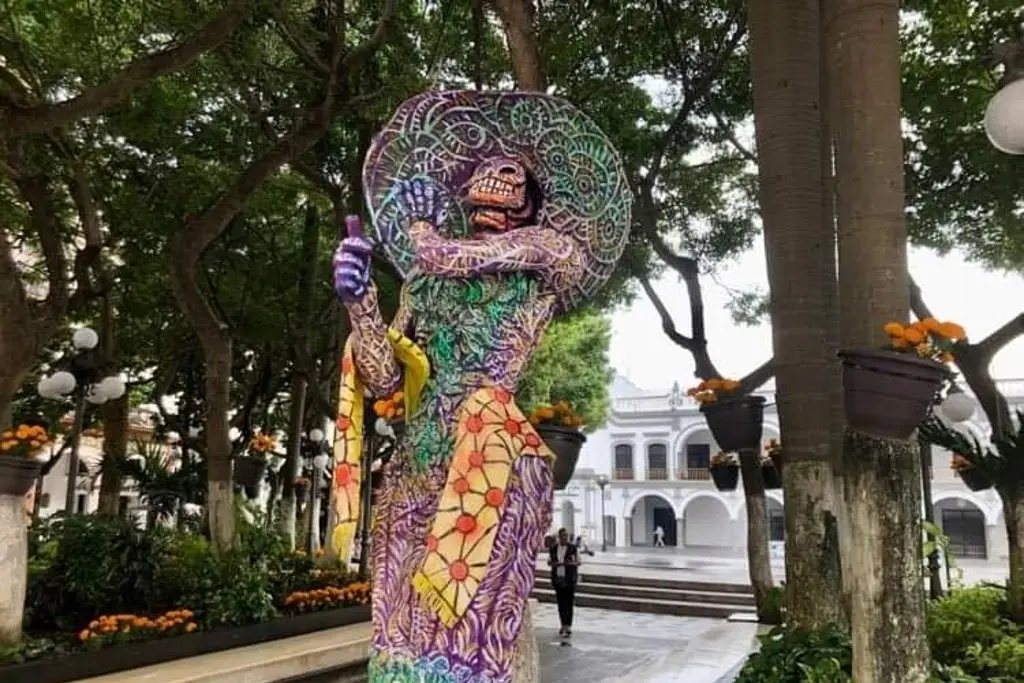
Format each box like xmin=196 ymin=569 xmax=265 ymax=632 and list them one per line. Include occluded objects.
xmin=362 ymin=90 xmax=632 ymax=313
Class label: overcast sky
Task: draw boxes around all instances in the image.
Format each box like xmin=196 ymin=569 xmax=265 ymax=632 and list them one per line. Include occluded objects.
xmin=608 ymin=240 xmax=1024 ymax=393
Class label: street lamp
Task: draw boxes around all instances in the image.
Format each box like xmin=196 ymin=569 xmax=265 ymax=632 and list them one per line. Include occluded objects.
xmin=596 ymin=473 xmax=610 ymax=552
xmin=37 ymin=327 xmax=125 ymax=514
xmin=301 ymin=429 xmax=329 ymax=550
xmin=983 ymin=40 xmax=1024 ymax=154
xmin=940 ymin=390 xmax=976 ymax=424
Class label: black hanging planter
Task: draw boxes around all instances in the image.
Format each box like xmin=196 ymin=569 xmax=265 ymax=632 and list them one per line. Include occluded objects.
xmin=535 ymin=424 xmax=586 ymax=490
xmin=0 ymin=455 xmax=42 ymax=496
xmin=958 ymin=467 xmax=992 ymax=492
xmin=761 ymin=464 xmax=782 ymax=490
xmin=234 ymin=456 xmax=266 ymax=498
xmin=710 ymin=464 xmax=740 ymax=492
xmin=838 ymin=349 xmax=950 ymax=440
xmin=700 ymin=396 xmax=767 ymax=452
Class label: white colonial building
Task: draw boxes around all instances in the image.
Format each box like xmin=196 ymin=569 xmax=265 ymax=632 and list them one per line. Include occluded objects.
xmin=555 ymin=374 xmax=1020 ymax=565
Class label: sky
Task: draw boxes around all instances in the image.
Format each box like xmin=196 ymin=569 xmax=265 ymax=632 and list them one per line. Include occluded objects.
xmin=608 ymin=241 xmax=1024 ymax=393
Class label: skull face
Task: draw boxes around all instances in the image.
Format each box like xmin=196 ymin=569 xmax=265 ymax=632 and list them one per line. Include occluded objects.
xmin=465 ymin=157 xmax=536 ymax=233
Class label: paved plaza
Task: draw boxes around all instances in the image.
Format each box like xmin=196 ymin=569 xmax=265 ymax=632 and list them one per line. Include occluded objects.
xmin=534 ymin=604 xmax=757 ymax=683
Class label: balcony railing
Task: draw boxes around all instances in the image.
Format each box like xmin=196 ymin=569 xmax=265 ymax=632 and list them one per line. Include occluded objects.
xmin=948 ymin=543 xmax=987 ymax=560
xmin=613 ymin=468 xmax=634 ymax=480
xmin=648 ymin=467 xmax=668 ymax=481
xmin=678 ymin=468 xmax=711 ymax=481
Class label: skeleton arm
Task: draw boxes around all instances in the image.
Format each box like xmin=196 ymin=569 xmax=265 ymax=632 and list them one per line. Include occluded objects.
xmin=410 ymin=221 xmax=581 ymax=281
xmin=346 ymin=285 xmax=413 ymax=397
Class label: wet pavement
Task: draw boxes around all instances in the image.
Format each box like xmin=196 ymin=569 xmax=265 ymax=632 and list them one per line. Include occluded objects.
xmin=534 ymin=603 xmax=757 ymax=683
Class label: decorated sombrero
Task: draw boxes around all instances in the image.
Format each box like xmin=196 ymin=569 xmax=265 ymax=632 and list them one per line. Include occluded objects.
xmin=362 ymin=90 xmax=632 ymax=312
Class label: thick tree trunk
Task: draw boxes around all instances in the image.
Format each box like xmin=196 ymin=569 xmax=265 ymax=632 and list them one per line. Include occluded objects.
xmin=0 ymin=493 xmax=27 ymax=645
xmin=490 ymin=0 xmax=546 ymax=91
xmin=843 ymin=432 xmax=930 ymax=681
xmin=97 ymin=396 xmax=128 ymax=516
xmin=1003 ymin=489 xmax=1024 ymax=622
xmin=738 ymin=449 xmax=777 ymax=622
xmin=829 ymin=0 xmax=931 ymax=677
xmin=748 ymin=0 xmax=844 ymax=629
xmin=204 ymin=336 xmax=236 ymax=552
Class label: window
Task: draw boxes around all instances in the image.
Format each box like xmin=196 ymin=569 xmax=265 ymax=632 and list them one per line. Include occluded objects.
xmin=686 ymin=443 xmax=711 ymax=469
xmin=76 ymin=494 xmax=87 ymax=514
xmin=941 ymin=508 xmax=987 ymax=559
xmin=768 ymin=507 xmax=786 ymax=542
xmin=647 ymin=443 xmax=668 ymax=480
xmin=613 ymin=444 xmax=634 ymax=480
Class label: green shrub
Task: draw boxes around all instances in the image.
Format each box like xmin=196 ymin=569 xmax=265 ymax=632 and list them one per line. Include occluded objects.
xmin=928 ymin=585 xmax=1023 ymax=681
xmin=735 ymin=626 xmax=852 ymax=683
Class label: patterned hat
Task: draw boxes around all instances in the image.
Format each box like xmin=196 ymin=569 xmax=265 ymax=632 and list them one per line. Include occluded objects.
xmin=362 ymin=90 xmax=632 ymax=312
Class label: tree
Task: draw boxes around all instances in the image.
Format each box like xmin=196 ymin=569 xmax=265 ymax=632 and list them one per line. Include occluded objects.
xmin=828 ymin=0 xmax=931 ymax=680
xmin=747 ymin=0 xmax=845 ymax=629
xmin=517 ymin=311 xmax=613 ymax=431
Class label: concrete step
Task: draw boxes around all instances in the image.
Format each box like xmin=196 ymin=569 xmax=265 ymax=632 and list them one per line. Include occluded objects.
xmin=534 ymin=568 xmax=753 ymax=595
xmin=530 ymin=587 xmax=753 ymax=620
xmin=558 ymin=581 xmax=756 ymax=606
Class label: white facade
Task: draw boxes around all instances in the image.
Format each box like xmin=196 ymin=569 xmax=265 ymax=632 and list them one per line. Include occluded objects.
xmin=555 ymin=375 xmax=1022 ymax=565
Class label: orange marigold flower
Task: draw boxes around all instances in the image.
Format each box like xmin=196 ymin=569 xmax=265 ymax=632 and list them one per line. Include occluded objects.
xmin=883 ymin=322 xmax=904 ymax=337
xmin=902 ymin=327 xmax=924 ymax=344
xmin=937 ymin=322 xmax=966 ymax=341
xmin=892 ymin=338 xmax=909 ymax=349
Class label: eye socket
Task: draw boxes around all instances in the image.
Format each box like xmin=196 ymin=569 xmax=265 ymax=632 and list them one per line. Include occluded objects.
xmin=499 ymin=165 xmax=518 ymax=174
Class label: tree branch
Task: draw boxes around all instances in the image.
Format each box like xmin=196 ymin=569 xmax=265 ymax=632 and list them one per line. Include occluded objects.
xmin=490 ymin=0 xmax=547 ymax=91
xmin=2 ymin=0 xmax=253 ymax=138
xmin=976 ymin=313 xmax=1024 ymax=363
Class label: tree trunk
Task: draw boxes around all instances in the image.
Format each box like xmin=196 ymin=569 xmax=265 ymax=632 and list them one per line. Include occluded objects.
xmin=279 ymin=374 xmax=307 ymax=548
xmin=96 ymin=395 xmax=128 ymax=516
xmin=490 ymin=0 xmax=546 ymax=91
xmin=1003 ymin=488 xmax=1024 ymax=621
xmin=828 ymin=0 xmax=931 ymax=677
xmin=738 ymin=449 xmax=777 ymax=622
xmin=748 ymin=0 xmax=844 ymax=629
xmin=842 ymin=432 xmax=930 ymax=681
xmin=204 ymin=335 xmax=236 ymax=552
xmin=0 ymin=492 xmax=27 ymax=645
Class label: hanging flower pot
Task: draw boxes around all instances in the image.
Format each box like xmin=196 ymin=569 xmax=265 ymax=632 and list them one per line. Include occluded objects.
xmin=839 ymin=320 xmax=961 ymax=440
xmin=761 ymin=461 xmax=782 ymax=490
xmin=951 ymin=455 xmax=991 ymax=492
xmin=535 ymin=424 xmax=586 ymax=490
xmin=528 ymin=402 xmax=586 ymax=490
xmin=838 ymin=349 xmax=950 ymax=440
xmin=0 ymin=424 xmax=49 ymax=496
xmin=0 ymin=456 xmax=43 ymax=497
xmin=234 ymin=456 xmax=267 ymax=498
xmin=699 ymin=395 xmax=767 ymax=453
xmin=710 ymin=464 xmax=740 ymax=492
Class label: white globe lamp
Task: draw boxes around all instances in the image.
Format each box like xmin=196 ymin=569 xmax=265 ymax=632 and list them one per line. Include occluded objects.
xmin=309 ymin=428 xmax=325 ymax=443
xmin=984 ymin=78 xmax=1024 ymax=154
xmin=48 ymin=371 xmax=77 ymax=396
xmin=72 ymin=327 xmax=100 ymax=350
xmin=313 ymin=453 xmax=330 ymax=470
xmin=941 ymin=392 xmax=976 ymax=424
xmin=85 ymin=384 xmax=109 ymax=405
xmin=37 ymin=376 xmax=59 ymax=399
xmin=98 ymin=376 xmax=126 ymax=400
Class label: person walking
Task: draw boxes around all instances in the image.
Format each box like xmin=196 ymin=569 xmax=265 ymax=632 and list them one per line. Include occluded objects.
xmin=548 ymin=527 xmax=580 ymax=639
xmin=653 ymin=525 xmax=666 ymax=547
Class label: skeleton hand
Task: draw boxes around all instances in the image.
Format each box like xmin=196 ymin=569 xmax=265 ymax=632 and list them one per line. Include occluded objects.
xmin=397 ymin=178 xmax=448 ymax=231
xmin=333 ymin=215 xmax=374 ymax=303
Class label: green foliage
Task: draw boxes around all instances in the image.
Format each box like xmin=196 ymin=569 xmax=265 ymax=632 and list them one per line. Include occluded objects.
xmin=518 ymin=309 xmax=613 ymax=431
xmin=928 ymin=586 xmax=1024 ymax=681
xmin=735 ymin=586 xmax=1022 ymax=683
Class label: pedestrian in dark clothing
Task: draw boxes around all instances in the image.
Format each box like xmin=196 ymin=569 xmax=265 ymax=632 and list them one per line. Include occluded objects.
xmin=548 ymin=527 xmax=580 ymax=637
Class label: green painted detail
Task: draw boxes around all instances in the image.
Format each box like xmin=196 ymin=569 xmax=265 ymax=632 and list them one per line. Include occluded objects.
xmin=403 ymin=271 xmax=535 ymax=471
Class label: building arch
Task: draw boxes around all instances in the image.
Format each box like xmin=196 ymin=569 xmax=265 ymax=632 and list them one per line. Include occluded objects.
xmin=933 ymin=491 xmax=1000 ymax=526
xmin=623 ymin=490 xmax=680 ymax=519
xmin=679 ymin=490 xmax=735 ymax=521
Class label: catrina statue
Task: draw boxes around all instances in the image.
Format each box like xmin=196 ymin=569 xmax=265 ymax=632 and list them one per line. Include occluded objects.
xmin=329 ymin=91 xmax=630 ymax=683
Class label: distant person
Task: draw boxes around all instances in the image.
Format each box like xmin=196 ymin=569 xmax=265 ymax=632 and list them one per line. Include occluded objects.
xmin=548 ymin=527 xmax=580 ymax=638
xmin=653 ymin=525 xmax=665 ymax=547
xmin=574 ymin=534 xmax=595 ymax=557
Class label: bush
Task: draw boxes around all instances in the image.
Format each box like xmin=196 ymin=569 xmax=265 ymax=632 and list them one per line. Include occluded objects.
xmin=928 ymin=586 xmax=1024 ymax=682
xmin=735 ymin=585 xmax=1020 ymax=683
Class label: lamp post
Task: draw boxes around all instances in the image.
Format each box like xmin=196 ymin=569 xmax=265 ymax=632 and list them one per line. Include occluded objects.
xmin=37 ymin=327 xmax=125 ymax=515
xmin=983 ymin=40 xmax=1024 ymax=155
xmin=302 ymin=428 xmax=329 ymax=551
xmin=596 ymin=473 xmax=609 ymax=552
